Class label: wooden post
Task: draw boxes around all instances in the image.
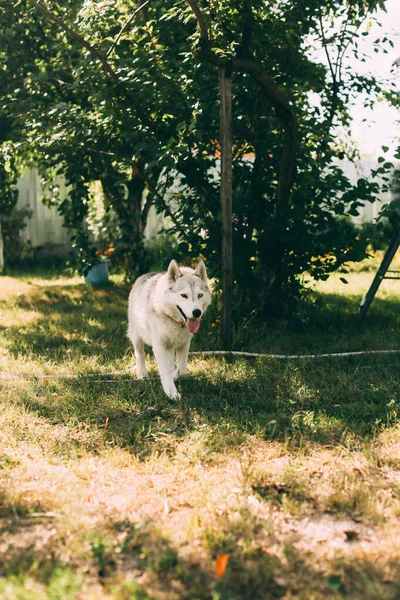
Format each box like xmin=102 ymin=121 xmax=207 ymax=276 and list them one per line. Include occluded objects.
xmin=358 ymin=209 xmax=400 ymax=324
xmin=219 ymin=66 xmax=233 ymax=349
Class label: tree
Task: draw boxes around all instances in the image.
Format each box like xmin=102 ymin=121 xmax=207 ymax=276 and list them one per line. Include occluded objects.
xmin=161 ymin=0 xmax=396 ymax=316
xmin=1 ymin=0 xmax=196 ymax=276
xmin=0 ymin=0 xmax=396 ymax=322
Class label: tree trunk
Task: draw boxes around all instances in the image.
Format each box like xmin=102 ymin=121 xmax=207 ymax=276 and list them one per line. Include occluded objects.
xmin=219 ymin=66 xmax=233 ymax=349
xmin=101 ymin=167 xmax=149 ymax=281
xmin=0 ymin=223 xmax=4 ymax=273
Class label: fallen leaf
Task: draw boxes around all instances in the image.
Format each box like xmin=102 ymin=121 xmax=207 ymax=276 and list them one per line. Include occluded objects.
xmin=215 ymin=554 xmax=229 ymax=578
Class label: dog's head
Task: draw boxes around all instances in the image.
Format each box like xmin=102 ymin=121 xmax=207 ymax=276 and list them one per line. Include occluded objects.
xmin=166 ymin=259 xmax=212 ymax=334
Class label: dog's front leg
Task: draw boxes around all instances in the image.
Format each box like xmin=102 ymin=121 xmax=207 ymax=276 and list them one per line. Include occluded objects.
xmin=132 ymin=334 xmax=147 ymax=379
xmin=152 ymin=342 xmax=180 ymax=399
xmin=173 ymin=339 xmax=191 ymax=381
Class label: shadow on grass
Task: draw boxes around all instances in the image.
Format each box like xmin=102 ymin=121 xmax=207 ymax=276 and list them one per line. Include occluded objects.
xmin=0 ymin=499 xmax=286 ymax=600
xmin=2 ymin=278 xmax=400 ymax=456
xmin=0 ymin=483 xmax=85 ymax=597
xmin=0 ymin=484 xmax=69 ymax=588
xmin=0 ymin=282 xmax=130 ymax=362
xmin=256 ymin=291 xmax=400 ymax=355
xmin=2 ymin=490 xmax=400 ymax=600
xmin=2 ymin=275 xmax=399 ymax=357
xmin=10 ymin=348 xmax=400 ymax=460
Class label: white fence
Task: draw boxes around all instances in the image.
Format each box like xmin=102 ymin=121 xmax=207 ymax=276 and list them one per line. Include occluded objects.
xmin=16 ymin=169 xmax=70 ymax=247
xmin=15 ymin=169 xmax=163 ymax=248
xmin=15 ymin=162 xmax=399 ymax=248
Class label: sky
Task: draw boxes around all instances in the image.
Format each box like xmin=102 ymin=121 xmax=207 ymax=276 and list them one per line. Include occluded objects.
xmin=347 ymin=0 xmax=399 ymax=158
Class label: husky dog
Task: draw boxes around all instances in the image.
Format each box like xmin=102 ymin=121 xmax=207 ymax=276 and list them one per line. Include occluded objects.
xmin=128 ymin=260 xmax=212 ymax=399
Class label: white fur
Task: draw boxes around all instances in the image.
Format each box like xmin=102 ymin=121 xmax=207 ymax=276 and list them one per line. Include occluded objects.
xmin=127 ymin=259 xmax=212 ymax=399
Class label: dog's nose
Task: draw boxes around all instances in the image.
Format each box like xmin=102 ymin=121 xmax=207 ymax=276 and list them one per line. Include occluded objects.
xmin=192 ymin=309 xmax=202 ymax=319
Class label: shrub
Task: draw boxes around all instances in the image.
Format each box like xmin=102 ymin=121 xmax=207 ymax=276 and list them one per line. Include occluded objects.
xmin=1 ymin=207 xmax=33 ymax=266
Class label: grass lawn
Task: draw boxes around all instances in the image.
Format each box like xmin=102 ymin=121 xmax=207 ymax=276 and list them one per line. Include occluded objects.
xmin=1 ymin=263 xmax=400 ymax=599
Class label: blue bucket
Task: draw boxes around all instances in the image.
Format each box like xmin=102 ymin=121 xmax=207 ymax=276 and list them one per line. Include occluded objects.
xmin=84 ymin=261 xmax=109 ymax=286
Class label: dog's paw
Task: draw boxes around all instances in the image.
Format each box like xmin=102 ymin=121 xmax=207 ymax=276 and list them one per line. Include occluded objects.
xmin=173 ymin=368 xmax=187 ymax=381
xmin=172 ymin=369 xmax=181 ymax=381
xmin=164 ymin=382 xmax=181 ymax=400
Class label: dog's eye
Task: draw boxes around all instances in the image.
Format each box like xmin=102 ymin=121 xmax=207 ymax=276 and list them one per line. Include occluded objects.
xmin=181 ymin=294 xmax=188 ymax=299
xmin=198 ymin=294 xmax=203 ymax=299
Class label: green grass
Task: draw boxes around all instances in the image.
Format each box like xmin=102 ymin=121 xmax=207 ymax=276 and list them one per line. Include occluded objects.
xmin=1 ymin=266 xmax=400 ymax=599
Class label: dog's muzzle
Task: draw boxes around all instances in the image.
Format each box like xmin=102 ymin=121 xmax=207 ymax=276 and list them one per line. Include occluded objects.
xmin=177 ymin=306 xmax=201 ymax=334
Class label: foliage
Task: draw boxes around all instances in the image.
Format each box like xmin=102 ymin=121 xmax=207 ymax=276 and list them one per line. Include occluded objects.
xmin=0 ymin=143 xmax=21 ymax=271
xmin=145 ymin=229 xmax=192 ymax=273
xmin=0 ymin=144 xmax=19 ymax=219
xmin=157 ymin=0 xmax=397 ymax=315
xmin=0 ymin=0 xmax=397 ymax=317
xmin=359 ymin=219 xmax=396 ymax=251
xmin=0 ymin=207 xmax=33 ymax=266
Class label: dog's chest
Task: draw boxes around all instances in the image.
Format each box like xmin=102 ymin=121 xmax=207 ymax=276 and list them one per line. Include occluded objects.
xmin=158 ymin=318 xmax=191 ymax=349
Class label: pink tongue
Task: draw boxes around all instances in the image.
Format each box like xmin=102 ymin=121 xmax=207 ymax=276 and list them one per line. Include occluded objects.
xmin=187 ymin=318 xmax=200 ymax=334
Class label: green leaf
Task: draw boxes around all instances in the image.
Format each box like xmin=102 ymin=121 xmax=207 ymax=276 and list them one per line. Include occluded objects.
xmin=326 ymin=575 xmax=342 ymax=591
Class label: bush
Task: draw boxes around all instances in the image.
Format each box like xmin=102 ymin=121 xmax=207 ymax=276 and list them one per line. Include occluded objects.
xmin=145 ymin=230 xmax=192 ymax=273
xmin=359 ymin=219 xmax=397 ymax=252
xmin=1 ymin=207 xmax=33 ymax=266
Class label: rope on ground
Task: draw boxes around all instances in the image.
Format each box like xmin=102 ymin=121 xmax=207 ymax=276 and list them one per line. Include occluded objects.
xmin=190 ymin=349 xmax=400 ymax=359
xmin=1 ymin=348 xmax=400 ymax=382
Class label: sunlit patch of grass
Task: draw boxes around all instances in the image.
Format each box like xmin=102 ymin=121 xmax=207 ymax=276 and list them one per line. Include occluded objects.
xmin=0 ymin=277 xmax=35 ymax=299
xmin=324 ymin=472 xmax=399 ymax=524
xmin=372 ymin=425 xmax=400 ymax=470
xmin=255 ymin=448 xmax=400 ymax=524
xmin=252 ymin=468 xmax=313 ymax=517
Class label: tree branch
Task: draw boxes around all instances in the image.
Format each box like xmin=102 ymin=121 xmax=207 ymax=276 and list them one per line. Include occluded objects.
xmin=186 ymin=0 xmax=297 ymax=216
xmin=145 ymin=177 xmax=191 ymax=243
xmin=106 ymin=0 xmax=152 ymax=58
xmin=318 ymin=12 xmax=336 ymax=86
xmin=232 ymin=58 xmax=297 ymax=216
xmin=27 ymin=0 xmax=119 ymax=83
xmin=336 ymin=16 xmax=366 ymax=83
xmin=186 ymin=0 xmax=209 ymax=42
xmin=317 ymin=9 xmax=361 ymax=133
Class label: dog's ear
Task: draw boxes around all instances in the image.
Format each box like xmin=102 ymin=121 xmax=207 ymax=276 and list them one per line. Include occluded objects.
xmin=167 ymin=259 xmax=181 ymax=283
xmin=195 ymin=259 xmax=208 ymax=282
